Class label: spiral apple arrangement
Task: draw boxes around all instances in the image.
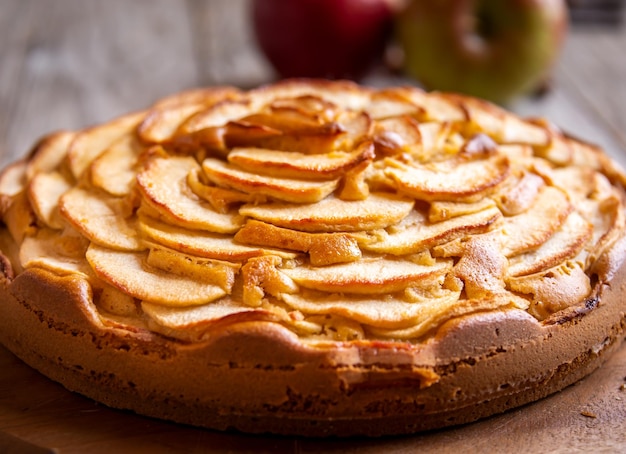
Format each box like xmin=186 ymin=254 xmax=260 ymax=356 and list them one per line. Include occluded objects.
xmin=251 ymin=0 xmax=568 ymax=104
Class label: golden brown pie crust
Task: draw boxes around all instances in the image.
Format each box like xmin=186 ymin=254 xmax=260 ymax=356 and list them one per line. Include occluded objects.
xmin=0 ymin=79 xmax=625 ymax=436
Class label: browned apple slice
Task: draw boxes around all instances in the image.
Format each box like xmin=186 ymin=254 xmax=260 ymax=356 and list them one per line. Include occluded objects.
xmin=390 ymin=87 xmax=466 ymax=122
xmin=281 ymin=257 xmax=451 ymax=294
xmin=66 ymin=111 xmax=145 ymax=179
xmin=281 ymin=283 xmax=460 ymax=331
xmin=428 ymin=198 xmax=497 ymax=222
xmin=201 ymin=158 xmax=339 ymax=204
xmin=497 ymin=185 xmax=572 ymax=257
xmin=493 ymin=171 xmax=545 ymax=216
xmin=0 ymin=160 xmax=27 ymax=199
xmin=227 ymin=141 xmax=374 ymax=180
xmin=507 ymin=210 xmax=592 ymax=277
xmin=138 ymin=214 xmax=296 ymax=261
xmin=25 ymin=130 xmax=75 ymax=181
xmin=363 ymin=206 xmax=501 ymax=255
xmin=19 ymin=227 xmax=92 ymax=278
xmin=137 ymin=155 xmax=243 ymax=233
xmin=373 ymin=116 xmax=422 ymax=156
xmin=178 ymin=99 xmax=256 ymax=134
xmin=59 ymin=187 xmax=142 ymax=251
xmin=86 ymin=244 xmax=227 ymax=306
xmin=239 ymin=192 xmax=414 ymax=232
xmin=235 ymin=219 xmax=361 ymax=265
xmin=138 ymin=86 xmax=241 ymax=142
xmin=90 ymin=134 xmax=141 ymax=196
xmin=366 ymin=89 xmax=423 ymax=120
xmin=445 ymin=94 xmax=549 ymax=145
xmin=3 ymin=191 xmax=38 ymax=243
xmin=385 ymin=153 xmax=510 ymax=202
xmin=27 ymin=171 xmax=72 ymax=229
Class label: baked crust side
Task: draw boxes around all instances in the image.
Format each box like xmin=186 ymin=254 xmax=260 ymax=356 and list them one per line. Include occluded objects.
xmin=0 ymin=242 xmax=624 ymax=437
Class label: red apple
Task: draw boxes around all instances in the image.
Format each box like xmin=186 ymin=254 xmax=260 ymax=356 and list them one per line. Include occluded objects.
xmin=251 ymin=0 xmax=399 ymax=80
xmin=396 ymin=0 xmax=569 ymax=104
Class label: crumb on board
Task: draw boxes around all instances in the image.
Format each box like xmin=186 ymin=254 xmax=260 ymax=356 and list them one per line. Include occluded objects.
xmin=580 ymin=410 xmax=597 ymax=419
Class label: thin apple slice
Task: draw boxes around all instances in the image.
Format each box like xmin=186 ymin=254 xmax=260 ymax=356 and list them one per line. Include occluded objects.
xmin=366 ymin=89 xmax=423 ymax=120
xmin=86 ymin=244 xmax=227 ymax=307
xmin=497 ymin=185 xmax=572 ymax=257
xmin=138 ymin=86 xmax=240 ymax=142
xmin=66 ymin=111 xmax=145 ymax=179
xmin=493 ymin=171 xmax=545 ymax=216
xmin=3 ymin=191 xmax=37 ymax=243
xmin=138 ymin=214 xmax=297 ymax=261
xmin=178 ymin=99 xmax=256 ymax=133
xmin=19 ymin=227 xmax=92 ymax=278
xmin=239 ymin=192 xmax=414 ymax=232
xmin=395 ymin=88 xmax=466 ymax=122
xmin=363 ymin=206 xmax=501 ymax=255
xmin=201 ymin=158 xmax=339 ymax=204
xmin=25 ymin=130 xmax=75 ymax=181
xmin=281 ymin=257 xmax=451 ymax=294
xmin=373 ymin=116 xmax=422 ymax=156
xmin=235 ymin=219 xmax=361 ymax=265
xmin=281 ymin=284 xmax=460 ymax=331
xmin=227 ymin=142 xmax=374 ymax=180
xmin=428 ymin=197 xmax=497 ymax=222
xmin=27 ymin=171 xmax=72 ymax=229
xmin=0 ymin=161 xmax=27 ymax=198
xmin=385 ymin=154 xmax=510 ymax=202
xmin=90 ymin=134 xmax=141 ymax=196
xmin=59 ymin=187 xmax=142 ymax=251
xmin=137 ymin=155 xmax=243 ymax=233
xmin=445 ymin=94 xmax=549 ymax=145
xmin=507 ymin=210 xmax=592 ymax=277
xmin=187 ymin=168 xmax=268 ymax=212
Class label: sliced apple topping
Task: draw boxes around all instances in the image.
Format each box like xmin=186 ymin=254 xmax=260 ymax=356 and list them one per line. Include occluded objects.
xmin=27 ymin=171 xmax=72 ymax=229
xmin=59 ymin=187 xmax=141 ymax=251
xmin=364 ymin=206 xmax=501 ymax=255
xmin=235 ymin=219 xmax=361 ymax=266
xmin=138 ymin=214 xmax=295 ymax=261
xmin=20 ymin=227 xmax=92 ymax=278
xmin=0 ymin=161 xmax=27 ymax=199
xmin=66 ymin=111 xmax=145 ymax=179
xmin=394 ymin=88 xmax=466 ymax=122
xmin=240 ymin=193 xmax=414 ymax=232
xmin=90 ymin=134 xmax=142 ymax=197
xmin=373 ymin=116 xmax=422 ymax=156
xmin=496 ymin=185 xmax=572 ymax=257
xmin=241 ymin=255 xmax=299 ymax=307
xmin=385 ymin=153 xmax=510 ymax=202
xmin=138 ymin=86 xmax=240 ymax=142
xmin=507 ymin=211 xmax=592 ymax=277
xmin=25 ymin=130 xmax=75 ymax=181
xmin=201 ymin=158 xmax=339 ymax=204
xmin=137 ymin=155 xmax=243 ymax=233
xmin=227 ymin=141 xmax=375 ymax=180
xmin=282 ymin=284 xmax=459 ymax=332
xmin=86 ymin=244 xmax=227 ymax=307
xmin=493 ymin=171 xmax=545 ymax=216
xmin=281 ymin=257 xmax=451 ymax=295
xmin=428 ymin=198 xmax=497 ymax=223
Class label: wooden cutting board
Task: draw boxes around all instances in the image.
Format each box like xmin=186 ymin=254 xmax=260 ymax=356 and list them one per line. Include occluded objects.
xmin=0 ymin=341 xmax=624 ymax=453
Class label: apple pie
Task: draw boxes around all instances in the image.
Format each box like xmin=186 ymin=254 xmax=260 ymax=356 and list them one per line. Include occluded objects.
xmin=0 ymin=79 xmax=625 ymax=436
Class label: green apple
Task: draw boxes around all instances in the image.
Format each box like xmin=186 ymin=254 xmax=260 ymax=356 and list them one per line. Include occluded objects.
xmin=396 ymin=0 xmax=568 ymax=104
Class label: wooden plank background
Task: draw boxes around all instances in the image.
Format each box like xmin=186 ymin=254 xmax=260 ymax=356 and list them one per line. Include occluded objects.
xmin=0 ymin=0 xmax=625 ymax=452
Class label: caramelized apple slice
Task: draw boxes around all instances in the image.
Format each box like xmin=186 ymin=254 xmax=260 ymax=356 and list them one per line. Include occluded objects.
xmin=90 ymin=134 xmax=142 ymax=197
xmin=25 ymin=130 xmax=75 ymax=181
xmin=396 ymin=88 xmax=466 ymax=122
xmin=137 ymin=155 xmax=243 ymax=233
xmin=497 ymin=185 xmax=572 ymax=257
xmin=493 ymin=171 xmax=545 ymax=216
xmin=240 ymin=193 xmax=414 ymax=232
xmin=281 ymin=257 xmax=451 ymax=294
xmin=366 ymin=89 xmax=423 ymax=119
xmin=508 ymin=210 xmax=592 ymax=277
xmin=385 ymin=154 xmax=510 ymax=202
xmin=66 ymin=111 xmax=145 ymax=179
xmin=227 ymin=141 xmax=374 ymax=180
xmin=235 ymin=219 xmax=361 ymax=265
xmin=138 ymin=86 xmax=240 ymax=142
xmin=59 ymin=187 xmax=142 ymax=251
xmin=86 ymin=244 xmax=227 ymax=306
xmin=364 ymin=206 xmax=501 ymax=255
xmin=27 ymin=171 xmax=72 ymax=229
xmin=373 ymin=116 xmax=422 ymax=156
xmin=281 ymin=283 xmax=460 ymax=331
xmin=178 ymin=99 xmax=256 ymax=134
xmin=138 ymin=214 xmax=296 ymax=261
xmin=202 ymin=158 xmax=339 ymax=204
xmin=19 ymin=227 xmax=92 ymax=278
xmin=0 ymin=161 xmax=27 ymax=198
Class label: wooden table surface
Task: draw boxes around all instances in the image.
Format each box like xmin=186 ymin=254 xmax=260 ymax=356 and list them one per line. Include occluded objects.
xmin=0 ymin=1 xmax=625 ymax=452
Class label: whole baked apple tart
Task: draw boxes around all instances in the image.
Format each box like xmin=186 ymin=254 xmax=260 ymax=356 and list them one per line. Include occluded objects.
xmin=0 ymin=79 xmax=625 ymax=436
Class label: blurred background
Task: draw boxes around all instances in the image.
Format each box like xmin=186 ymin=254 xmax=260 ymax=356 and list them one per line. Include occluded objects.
xmin=0 ymin=0 xmax=625 ymax=166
